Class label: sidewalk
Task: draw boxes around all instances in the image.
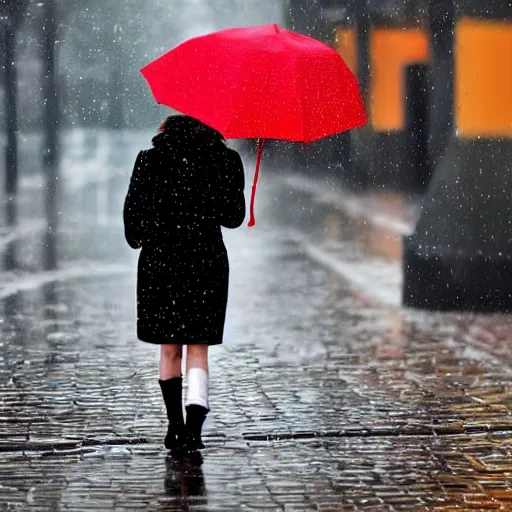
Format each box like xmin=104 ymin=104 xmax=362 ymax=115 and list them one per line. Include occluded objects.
xmin=270 ymin=171 xmax=420 ymax=308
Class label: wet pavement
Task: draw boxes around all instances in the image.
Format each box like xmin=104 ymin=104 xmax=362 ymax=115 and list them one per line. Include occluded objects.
xmin=1 ymin=135 xmax=512 ymax=510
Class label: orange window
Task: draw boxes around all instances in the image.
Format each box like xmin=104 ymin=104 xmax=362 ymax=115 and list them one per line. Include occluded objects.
xmin=370 ymin=28 xmax=430 ymax=132
xmin=456 ymin=18 xmax=512 ymax=139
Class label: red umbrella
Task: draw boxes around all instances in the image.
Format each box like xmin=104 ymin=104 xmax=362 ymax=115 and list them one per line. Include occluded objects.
xmin=141 ymin=24 xmax=366 ymax=226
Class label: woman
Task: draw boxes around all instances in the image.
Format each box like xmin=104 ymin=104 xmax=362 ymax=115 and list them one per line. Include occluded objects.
xmin=123 ymin=115 xmax=245 ymax=454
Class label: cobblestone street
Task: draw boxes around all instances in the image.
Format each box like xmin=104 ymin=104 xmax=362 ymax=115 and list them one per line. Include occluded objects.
xmin=0 ymin=134 xmax=511 ymax=510
xmin=1 ymin=174 xmax=512 ymax=511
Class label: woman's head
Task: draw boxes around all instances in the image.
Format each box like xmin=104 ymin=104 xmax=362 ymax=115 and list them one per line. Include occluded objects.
xmin=154 ymin=115 xmax=224 ymax=147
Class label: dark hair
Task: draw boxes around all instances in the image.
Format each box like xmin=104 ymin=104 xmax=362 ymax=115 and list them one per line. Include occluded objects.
xmin=155 ymin=115 xmax=224 ymax=144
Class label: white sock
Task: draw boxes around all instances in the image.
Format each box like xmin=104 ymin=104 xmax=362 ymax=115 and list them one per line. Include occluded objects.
xmin=186 ymin=367 xmax=209 ymax=409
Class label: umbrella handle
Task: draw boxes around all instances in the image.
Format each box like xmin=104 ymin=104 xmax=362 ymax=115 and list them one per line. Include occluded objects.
xmin=248 ymin=138 xmax=265 ymax=227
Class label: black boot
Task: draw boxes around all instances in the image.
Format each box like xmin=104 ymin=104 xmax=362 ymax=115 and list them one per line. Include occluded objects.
xmin=159 ymin=378 xmax=185 ymax=454
xmin=185 ymin=404 xmax=209 ymax=453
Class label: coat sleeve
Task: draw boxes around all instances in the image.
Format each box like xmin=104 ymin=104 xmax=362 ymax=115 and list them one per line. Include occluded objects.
xmin=216 ymin=149 xmax=246 ymax=229
xmin=123 ymin=150 xmax=152 ymax=249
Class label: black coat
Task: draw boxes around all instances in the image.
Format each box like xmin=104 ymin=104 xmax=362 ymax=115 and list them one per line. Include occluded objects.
xmin=123 ymin=129 xmax=245 ymax=345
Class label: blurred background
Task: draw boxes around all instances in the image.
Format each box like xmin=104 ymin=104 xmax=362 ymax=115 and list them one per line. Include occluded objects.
xmin=0 ymin=0 xmax=511 ymax=307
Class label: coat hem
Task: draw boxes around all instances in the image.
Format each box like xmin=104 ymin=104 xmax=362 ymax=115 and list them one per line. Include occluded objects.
xmin=137 ymin=335 xmax=223 ymax=346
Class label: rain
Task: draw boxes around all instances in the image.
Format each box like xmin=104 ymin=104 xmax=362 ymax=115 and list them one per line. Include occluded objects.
xmin=1 ymin=0 xmax=512 ymax=510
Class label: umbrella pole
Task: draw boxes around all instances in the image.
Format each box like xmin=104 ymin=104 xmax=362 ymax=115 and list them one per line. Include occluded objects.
xmin=248 ymin=138 xmax=265 ymax=227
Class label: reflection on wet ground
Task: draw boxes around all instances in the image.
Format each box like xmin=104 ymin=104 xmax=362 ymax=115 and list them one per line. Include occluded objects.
xmin=1 ymin=234 xmax=512 ymax=509
xmin=1 ymin=163 xmax=512 ymax=509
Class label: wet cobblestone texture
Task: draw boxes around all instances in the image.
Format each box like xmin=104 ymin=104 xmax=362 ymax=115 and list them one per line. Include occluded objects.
xmin=1 ymin=174 xmax=512 ymax=510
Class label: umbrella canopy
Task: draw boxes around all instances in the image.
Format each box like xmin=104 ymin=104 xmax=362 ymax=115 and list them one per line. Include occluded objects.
xmin=141 ymin=24 xmax=367 ymax=225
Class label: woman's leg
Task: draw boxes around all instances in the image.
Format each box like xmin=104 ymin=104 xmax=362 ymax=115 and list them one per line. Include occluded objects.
xmin=186 ymin=344 xmax=208 ymax=373
xmin=159 ymin=344 xmax=185 ymax=452
xmin=160 ymin=344 xmax=183 ymax=379
xmin=184 ymin=344 xmax=209 ymax=451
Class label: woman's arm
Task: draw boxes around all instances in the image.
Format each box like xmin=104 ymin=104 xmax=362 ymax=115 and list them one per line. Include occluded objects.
xmin=123 ymin=150 xmax=152 ymax=249
xmin=216 ymin=149 xmax=246 ymax=229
